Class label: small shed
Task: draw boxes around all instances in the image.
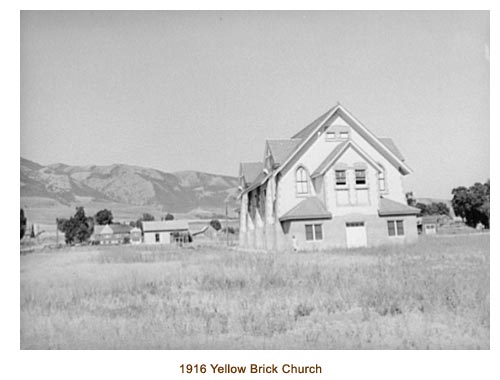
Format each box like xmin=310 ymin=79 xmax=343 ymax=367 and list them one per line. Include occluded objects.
xmin=421 ymin=216 xmax=438 ymax=235
xmin=142 ymin=220 xmax=190 ymax=244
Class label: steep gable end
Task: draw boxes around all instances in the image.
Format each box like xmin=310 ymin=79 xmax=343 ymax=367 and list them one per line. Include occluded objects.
xmin=266 ymin=139 xmax=302 ymax=167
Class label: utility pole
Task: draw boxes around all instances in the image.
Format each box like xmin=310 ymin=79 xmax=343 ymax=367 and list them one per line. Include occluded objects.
xmin=225 ymin=200 xmax=229 ymax=246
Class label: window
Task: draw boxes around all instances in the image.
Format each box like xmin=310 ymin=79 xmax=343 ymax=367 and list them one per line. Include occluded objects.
xmin=346 ymin=221 xmax=364 ymax=227
xmin=355 ymin=169 xmax=366 ymax=185
xmin=296 ymin=167 xmax=308 ymax=195
xmin=326 ymin=131 xmax=336 ymax=141
xmin=387 ymin=220 xmax=404 ymax=236
xmin=155 ymin=233 xmax=160 ymax=242
xmin=305 ymin=224 xmax=323 ymax=241
xmin=339 ymin=131 xmax=349 ymax=139
xmin=378 ymin=167 xmax=386 ymax=192
xmin=335 ymin=170 xmax=347 ymax=186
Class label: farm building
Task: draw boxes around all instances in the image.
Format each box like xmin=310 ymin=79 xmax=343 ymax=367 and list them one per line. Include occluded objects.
xmin=420 ymin=216 xmax=438 ymax=235
xmin=238 ymin=103 xmax=420 ymax=251
xmin=92 ymin=223 xmax=133 ymax=245
xmin=130 ymin=227 xmax=142 ymax=244
xmin=142 ymin=220 xmax=190 ymax=244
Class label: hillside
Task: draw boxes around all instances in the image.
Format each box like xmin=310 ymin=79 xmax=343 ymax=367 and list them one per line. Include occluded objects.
xmin=21 ymin=157 xmax=239 ymax=223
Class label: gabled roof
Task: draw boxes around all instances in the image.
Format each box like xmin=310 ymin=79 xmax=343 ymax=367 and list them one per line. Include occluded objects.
xmin=292 ymin=106 xmax=338 ymax=140
xmin=240 ymin=162 xmax=263 ymax=186
xmin=311 ymin=140 xmax=383 ymax=178
xmin=378 ymin=197 xmax=420 ymax=216
xmin=379 ymin=138 xmax=405 ymax=162
xmin=93 ymin=224 xmax=132 ymax=235
xmin=142 ymin=220 xmax=189 ymax=232
xmin=276 ymin=104 xmax=412 ymax=176
xmin=109 ymin=223 xmax=133 ymax=234
xmin=266 ymin=139 xmax=302 ymax=166
xmin=279 ymin=197 xmax=332 ymax=222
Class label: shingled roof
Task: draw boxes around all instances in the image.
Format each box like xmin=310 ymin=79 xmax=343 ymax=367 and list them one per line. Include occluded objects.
xmin=291 ymin=106 xmax=337 ymax=140
xmin=379 ymin=138 xmax=405 ymax=162
xmin=378 ymin=197 xmax=420 ymax=216
xmin=279 ymin=197 xmax=332 ymax=222
xmin=240 ymin=162 xmax=263 ymax=186
xmin=267 ymin=139 xmax=302 ymax=166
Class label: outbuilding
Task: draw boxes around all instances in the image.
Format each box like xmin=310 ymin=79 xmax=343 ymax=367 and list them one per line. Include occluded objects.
xmin=142 ymin=220 xmax=190 ymax=244
xmin=420 ymin=216 xmax=438 ymax=235
xmin=92 ymin=223 xmax=133 ymax=244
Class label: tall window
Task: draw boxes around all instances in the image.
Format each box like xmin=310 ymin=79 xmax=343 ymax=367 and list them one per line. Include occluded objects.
xmin=387 ymin=220 xmax=404 ymax=236
xmin=296 ymin=167 xmax=308 ymax=195
xmin=378 ymin=166 xmax=386 ymax=192
xmin=305 ymin=224 xmax=323 ymax=241
xmin=355 ymin=169 xmax=366 ymax=185
xmin=335 ymin=170 xmax=347 ymax=186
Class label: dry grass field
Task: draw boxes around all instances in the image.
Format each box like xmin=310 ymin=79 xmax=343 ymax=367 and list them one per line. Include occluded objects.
xmin=20 ymin=234 xmax=489 ymax=349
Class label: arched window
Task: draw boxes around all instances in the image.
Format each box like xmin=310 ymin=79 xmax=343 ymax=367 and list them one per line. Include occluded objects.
xmin=378 ymin=165 xmax=386 ymax=192
xmin=296 ymin=167 xmax=309 ymax=195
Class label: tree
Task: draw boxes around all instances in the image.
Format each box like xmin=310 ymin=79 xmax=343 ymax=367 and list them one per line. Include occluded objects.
xmin=452 ymin=180 xmax=490 ymax=228
xmin=210 ymin=219 xmax=222 ymax=231
xmin=94 ymin=209 xmax=113 ymax=225
xmin=415 ymin=202 xmax=450 ymax=216
xmin=61 ymin=207 xmax=93 ymax=245
xmin=136 ymin=213 xmax=155 ymax=231
xmin=20 ymin=209 xmax=27 ymax=239
xmin=142 ymin=213 xmax=155 ymax=221
xmin=163 ymin=213 xmax=174 ymax=221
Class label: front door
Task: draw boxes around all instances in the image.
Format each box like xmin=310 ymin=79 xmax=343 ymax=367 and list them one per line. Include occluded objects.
xmin=345 ymin=222 xmax=367 ymax=248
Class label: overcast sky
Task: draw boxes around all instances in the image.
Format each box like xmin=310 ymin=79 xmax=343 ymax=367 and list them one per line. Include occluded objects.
xmin=20 ymin=11 xmax=489 ymax=199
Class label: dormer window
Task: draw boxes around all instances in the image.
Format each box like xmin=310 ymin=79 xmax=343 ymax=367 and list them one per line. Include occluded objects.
xmin=355 ymin=169 xmax=366 ymax=185
xmin=339 ymin=131 xmax=349 ymax=139
xmin=326 ymin=131 xmax=336 ymax=141
xmin=295 ymin=167 xmax=309 ymax=195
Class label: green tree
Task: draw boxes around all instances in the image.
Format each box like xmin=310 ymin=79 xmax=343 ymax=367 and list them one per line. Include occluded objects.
xmin=20 ymin=209 xmax=27 ymax=239
xmin=142 ymin=213 xmax=155 ymax=221
xmin=164 ymin=213 xmax=174 ymax=221
xmin=62 ymin=207 xmax=93 ymax=245
xmin=452 ymin=180 xmax=489 ymax=228
xmin=136 ymin=213 xmax=155 ymax=231
xmin=94 ymin=209 xmax=113 ymax=225
xmin=416 ymin=202 xmax=450 ymax=216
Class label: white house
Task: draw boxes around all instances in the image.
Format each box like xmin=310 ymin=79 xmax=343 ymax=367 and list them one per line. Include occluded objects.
xmin=238 ymin=103 xmax=420 ymax=251
xmin=142 ymin=220 xmax=189 ymax=244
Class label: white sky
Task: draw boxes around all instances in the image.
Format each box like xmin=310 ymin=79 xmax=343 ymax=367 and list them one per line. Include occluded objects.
xmin=20 ymin=10 xmax=489 ymax=199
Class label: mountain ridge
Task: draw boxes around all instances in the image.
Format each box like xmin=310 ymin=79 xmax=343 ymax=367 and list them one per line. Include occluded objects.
xmin=21 ymin=157 xmax=239 ymax=218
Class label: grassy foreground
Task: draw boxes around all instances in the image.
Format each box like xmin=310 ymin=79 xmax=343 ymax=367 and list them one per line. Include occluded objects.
xmin=20 ymin=234 xmax=489 ymax=349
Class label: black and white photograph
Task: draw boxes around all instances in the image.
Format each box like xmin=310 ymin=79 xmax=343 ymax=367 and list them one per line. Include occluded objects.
xmin=18 ymin=9 xmax=490 ymax=354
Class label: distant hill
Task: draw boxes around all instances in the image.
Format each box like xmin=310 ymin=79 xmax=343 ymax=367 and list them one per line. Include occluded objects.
xmin=21 ymin=157 xmax=239 ymax=223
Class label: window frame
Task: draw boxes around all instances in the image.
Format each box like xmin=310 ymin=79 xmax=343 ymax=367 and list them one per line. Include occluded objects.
xmin=355 ymin=169 xmax=367 ymax=186
xmin=305 ymin=223 xmax=323 ymax=241
xmin=387 ymin=220 xmax=405 ymax=237
xmin=295 ymin=166 xmax=309 ymax=196
xmin=335 ymin=169 xmax=347 ymax=187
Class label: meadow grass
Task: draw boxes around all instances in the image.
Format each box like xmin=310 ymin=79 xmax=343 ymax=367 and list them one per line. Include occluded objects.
xmin=20 ymin=235 xmax=489 ymax=349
